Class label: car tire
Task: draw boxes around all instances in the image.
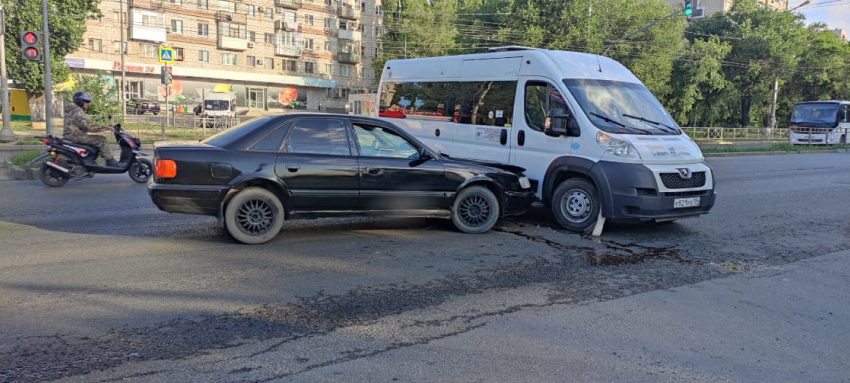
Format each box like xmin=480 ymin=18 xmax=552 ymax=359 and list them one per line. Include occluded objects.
xmin=551 ymin=178 xmax=599 ymax=233
xmin=38 ymin=163 xmax=69 ymax=187
xmin=224 ymin=187 xmax=285 ymax=244
xmin=129 ymin=158 xmax=153 ymax=183
xmin=451 ymin=186 xmax=500 ymax=234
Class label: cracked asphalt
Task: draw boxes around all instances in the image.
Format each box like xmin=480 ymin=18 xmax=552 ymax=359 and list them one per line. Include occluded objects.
xmin=1 ymin=153 xmax=849 ymax=382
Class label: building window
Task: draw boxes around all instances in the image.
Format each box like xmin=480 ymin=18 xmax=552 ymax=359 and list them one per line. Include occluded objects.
xmin=340 ymin=65 xmax=352 ymax=77
xmin=219 ymin=21 xmax=247 ymax=39
xmin=141 ymin=43 xmax=157 ymax=57
xmin=197 ymin=0 xmax=208 ymax=9
xmin=198 ymin=50 xmax=210 ymax=62
xmin=218 ymin=0 xmax=235 ymax=12
xmin=125 ymin=81 xmax=142 ymax=100
xmin=139 ymin=12 xmax=164 ymax=28
xmin=359 ymin=67 xmax=364 ymax=78
xmin=264 ymin=7 xmax=273 ymax=19
xmin=324 ymin=17 xmax=334 ymax=29
xmin=303 ymin=38 xmax=314 ymax=50
xmin=283 ymin=59 xmax=297 ymax=72
xmin=169 ymin=0 xmax=182 ymax=4
xmin=324 ymin=41 xmax=331 ymax=52
xmin=264 ymin=33 xmax=274 ymax=44
xmin=305 ymin=62 xmax=315 ymax=73
xmin=376 ymin=5 xmax=381 ymax=15
xmin=88 ymin=38 xmax=102 ymax=52
xmin=198 ymin=23 xmax=209 ymax=37
xmin=359 ymin=23 xmax=364 ymax=32
xmin=325 ymin=63 xmax=332 ymax=74
xmin=375 ymin=47 xmax=378 ymax=57
xmin=264 ymin=57 xmax=274 ymax=69
xmin=221 ymin=53 xmax=237 ymax=66
xmin=283 ymin=11 xmax=296 ymax=23
xmin=113 ymin=41 xmax=127 ymax=54
xmin=246 ymin=55 xmax=256 ymax=67
xmin=361 ymin=2 xmax=365 ymax=12
xmin=170 ymin=19 xmax=183 ymax=34
xmin=305 ymin=14 xmax=314 ymax=25
xmin=248 ymin=31 xmax=256 ymax=42
xmin=174 ymin=47 xmax=184 ymax=61
xmin=324 ymin=0 xmax=331 ymax=6
xmin=245 ymin=4 xmax=254 ymax=16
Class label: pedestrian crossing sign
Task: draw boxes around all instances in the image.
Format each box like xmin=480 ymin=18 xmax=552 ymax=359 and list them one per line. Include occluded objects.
xmin=158 ymin=47 xmax=175 ymax=64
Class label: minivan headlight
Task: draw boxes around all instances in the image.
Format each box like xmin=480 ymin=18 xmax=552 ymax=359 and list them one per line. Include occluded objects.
xmin=596 ymin=132 xmax=641 ymax=159
xmin=518 ymin=176 xmax=531 ymax=189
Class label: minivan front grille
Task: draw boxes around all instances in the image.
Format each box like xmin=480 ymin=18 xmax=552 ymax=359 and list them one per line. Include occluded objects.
xmin=660 ymin=172 xmax=706 ymax=189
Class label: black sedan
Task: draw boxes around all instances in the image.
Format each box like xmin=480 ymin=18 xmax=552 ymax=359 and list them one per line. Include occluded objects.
xmin=127 ymin=98 xmax=161 ymax=115
xmin=148 ymin=114 xmax=535 ymax=244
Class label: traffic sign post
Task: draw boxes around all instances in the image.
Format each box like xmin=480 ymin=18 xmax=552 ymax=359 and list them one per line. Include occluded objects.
xmin=157 ymin=48 xmax=173 ymax=139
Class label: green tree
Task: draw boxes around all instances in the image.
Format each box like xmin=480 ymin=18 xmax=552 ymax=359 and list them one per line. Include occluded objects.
xmin=668 ymin=36 xmax=732 ymax=126
xmin=62 ymin=72 xmax=121 ymax=122
xmin=2 ymin=0 xmax=101 ymax=96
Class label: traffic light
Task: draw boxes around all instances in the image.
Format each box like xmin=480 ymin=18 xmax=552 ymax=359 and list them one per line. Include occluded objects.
xmin=684 ymin=0 xmax=693 ymax=17
xmin=160 ymin=66 xmax=172 ymax=85
xmin=20 ymin=31 xmax=41 ymax=61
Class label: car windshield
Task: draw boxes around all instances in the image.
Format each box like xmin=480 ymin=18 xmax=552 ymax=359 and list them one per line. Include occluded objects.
xmin=563 ymin=79 xmax=681 ymax=135
xmin=790 ymin=103 xmax=839 ymax=125
xmin=202 ymin=117 xmax=271 ymax=147
xmin=205 ymin=100 xmax=230 ymax=111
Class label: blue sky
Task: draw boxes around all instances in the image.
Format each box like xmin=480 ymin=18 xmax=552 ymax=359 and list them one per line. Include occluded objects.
xmin=797 ymin=1 xmax=850 ymax=36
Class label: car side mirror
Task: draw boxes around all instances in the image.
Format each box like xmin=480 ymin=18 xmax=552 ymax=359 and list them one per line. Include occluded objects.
xmin=544 ymin=109 xmax=580 ymax=137
xmin=419 ymin=146 xmax=431 ymax=160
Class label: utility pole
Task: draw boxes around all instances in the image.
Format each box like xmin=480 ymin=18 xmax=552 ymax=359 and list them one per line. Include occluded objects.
xmin=768 ymin=75 xmax=778 ymax=136
xmin=0 ymin=3 xmax=16 ymax=143
xmin=41 ymin=0 xmax=54 ymax=136
xmin=119 ymin=0 xmax=127 ymax=119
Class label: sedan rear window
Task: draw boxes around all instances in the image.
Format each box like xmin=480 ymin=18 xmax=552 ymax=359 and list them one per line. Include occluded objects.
xmin=202 ymin=117 xmax=272 ymax=148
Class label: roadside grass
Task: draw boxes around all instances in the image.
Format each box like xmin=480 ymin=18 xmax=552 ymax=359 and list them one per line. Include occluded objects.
xmin=9 ymin=150 xmax=44 ymax=169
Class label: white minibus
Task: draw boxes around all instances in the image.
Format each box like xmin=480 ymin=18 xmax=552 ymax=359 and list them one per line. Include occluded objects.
xmin=788 ymin=100 xmax=850 ymax=145
xmin=376 ymin=46 xmax=716 ymax=234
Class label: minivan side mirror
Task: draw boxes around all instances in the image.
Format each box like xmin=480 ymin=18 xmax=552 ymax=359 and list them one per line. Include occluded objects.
xmin=545 ymin=109 xmax=581 ymax=138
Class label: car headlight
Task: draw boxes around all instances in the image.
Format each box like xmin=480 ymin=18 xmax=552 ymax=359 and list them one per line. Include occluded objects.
xmin=518 ymin=176 xmax=531 ymax=189
xmin=596 ymin=132 xmax=641 ymax=159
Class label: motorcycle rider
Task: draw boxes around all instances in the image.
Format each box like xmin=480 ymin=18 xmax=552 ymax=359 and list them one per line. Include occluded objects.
xmin=63 ymin=92 xmax=118 ymax=167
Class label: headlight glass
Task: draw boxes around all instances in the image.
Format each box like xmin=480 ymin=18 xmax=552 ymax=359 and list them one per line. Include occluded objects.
xmin=596 ymin=132 xmax=641 ymax=159
xmin=518 ymin=176 xmax=531 ymax=189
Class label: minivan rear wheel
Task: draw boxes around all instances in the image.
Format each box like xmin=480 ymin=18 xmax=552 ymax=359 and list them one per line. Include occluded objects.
xmin=551 ymin=178 xmax=599 ymax=233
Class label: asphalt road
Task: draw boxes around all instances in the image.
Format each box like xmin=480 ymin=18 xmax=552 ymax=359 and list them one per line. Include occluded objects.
xmin=1 ymin=153 xmax=849 ymax=382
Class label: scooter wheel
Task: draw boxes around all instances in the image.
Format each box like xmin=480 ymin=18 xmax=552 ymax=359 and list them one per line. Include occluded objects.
xmin=129 ymin=159 xmax=153 ymax=183
xmin=39 ymin=163 xmax=69 ymax=187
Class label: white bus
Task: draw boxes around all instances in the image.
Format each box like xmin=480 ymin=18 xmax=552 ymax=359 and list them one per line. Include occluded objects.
xmin=376 ymin=46 xmax=716 ymax=234
xmin=788 ymin=100 xmax=850 ymax=145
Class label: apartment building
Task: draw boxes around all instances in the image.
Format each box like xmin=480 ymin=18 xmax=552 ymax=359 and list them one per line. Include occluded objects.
xmin=67 ymin=0 xmax=383 ymax=113
xmin=664 ymin=0 xmax=788 ymax=18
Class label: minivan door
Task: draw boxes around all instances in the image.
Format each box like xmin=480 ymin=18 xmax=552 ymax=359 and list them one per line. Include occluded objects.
xmin=512 ymin=78 xmax=576 ymax=196
xmin=450 ymin=80 xmax=517 ymax=165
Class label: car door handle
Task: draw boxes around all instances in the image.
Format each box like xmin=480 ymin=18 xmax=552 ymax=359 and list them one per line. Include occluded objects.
xmin=365 ymin=167 xmax=381 ymax=175
xmin=286 ymin=165 xmax=300 ymax=172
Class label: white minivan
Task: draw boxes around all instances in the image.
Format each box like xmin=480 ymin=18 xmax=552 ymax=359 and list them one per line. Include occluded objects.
xmin=376 ymin=46 xmax=716 ymax=233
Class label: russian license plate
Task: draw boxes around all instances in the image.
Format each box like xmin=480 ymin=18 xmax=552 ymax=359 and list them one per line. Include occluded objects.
xmin=674 ymin=197 xmax=701 ymax=208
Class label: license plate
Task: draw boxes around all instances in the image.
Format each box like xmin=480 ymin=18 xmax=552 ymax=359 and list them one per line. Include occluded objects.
xmin=674 ymin=197 xmax=700 ymax=208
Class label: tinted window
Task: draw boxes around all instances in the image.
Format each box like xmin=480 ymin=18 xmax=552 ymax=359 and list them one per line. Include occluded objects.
xmin=286 ymin=119 xmax=351 ymax=156
xmin=353 ymin=124 xmax=419 ymax=159
xmin=379 ymin=81 xmax=455 ymax=121
xmin=456 ymin=81 xmax=516 ymax=127
xmin=525 ymin=82 xmax=567 ymax=132
xmin=249 ymin=125 xmax=288 ymax=152
xmin=203 ymin=117 xmax=272 ymax=147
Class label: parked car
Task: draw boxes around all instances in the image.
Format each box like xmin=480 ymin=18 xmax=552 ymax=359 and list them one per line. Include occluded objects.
xmin=148 ymin=113 xmax=536 ymax=244
xmin=126 ymin=98 xmax=161 ymax=115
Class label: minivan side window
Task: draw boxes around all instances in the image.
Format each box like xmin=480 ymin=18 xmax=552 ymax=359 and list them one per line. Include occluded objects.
xmin=524 ymin=82 xmax=567 ymax=132
xmin=285 ymin=118 xmax=351 ymax=156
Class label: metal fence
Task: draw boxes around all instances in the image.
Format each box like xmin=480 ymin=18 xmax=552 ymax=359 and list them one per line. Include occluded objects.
xmin=84 ymin=114 xmax=244 ymax=140
xmin=682 ymin=126 xmax=789 ymax=142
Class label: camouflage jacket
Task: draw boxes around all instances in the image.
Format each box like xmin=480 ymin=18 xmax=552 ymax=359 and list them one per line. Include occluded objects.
xmin=63 ymin=103 xmax=109 ymax=139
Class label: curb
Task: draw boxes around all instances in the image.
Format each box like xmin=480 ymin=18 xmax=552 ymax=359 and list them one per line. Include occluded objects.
xmin=1 ymin=158 xmax=37 ymax=181
xmin=704 ymin=149 xmax=848 ymax=158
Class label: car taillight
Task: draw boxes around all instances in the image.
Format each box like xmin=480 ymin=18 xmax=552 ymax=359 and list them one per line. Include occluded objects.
xmin=142 ymin=103 xmax=148 ymax=107
xmin=155 ymin=159 xmax=177 ymax=178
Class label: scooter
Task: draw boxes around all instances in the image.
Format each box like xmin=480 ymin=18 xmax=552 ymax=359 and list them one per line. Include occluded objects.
xmin=29 ymin=124 xmax=153 ymax=187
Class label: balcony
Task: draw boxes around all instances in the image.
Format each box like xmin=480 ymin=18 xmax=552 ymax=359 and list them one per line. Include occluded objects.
xmin=338 ymin=51 xmax=360 ymax=64
xmin=338 ymin=5 xmax=361 ymax=20
xmin=274 ymin=20 xmax=300 ymax=31
xmin=128 ymin=0 xmax=163 ymax=11
xmin=129 ymin=8 xmax=166 ymax=42
xmin=214 ymin=10 xmax=247 ymax=24
xmin=275 ymin=45 xmax=303 ymax=57
xmin=337 ymin=29 xmax=361 ymax=40
xmin=275 ymin=0 xmax=302 ymax=9
xmin=218 ymin=35 xmax=248 ymax=51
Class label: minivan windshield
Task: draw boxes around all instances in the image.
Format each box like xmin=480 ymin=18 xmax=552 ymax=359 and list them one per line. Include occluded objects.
xmin=563 ymin=79 xmax=681 ymax=135
xmin=205 ymin=100 xmax=231 ymax=111
xmin=790 ymin=103 xmax=839 ymax=126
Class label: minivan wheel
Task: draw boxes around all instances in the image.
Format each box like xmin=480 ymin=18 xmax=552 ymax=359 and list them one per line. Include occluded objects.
xmin=551 ymin=178 xmax=599 ymax=233
xmin=224 ymin=187 xmax=284 ymax=244
xmin=451 ymin=186 xmax=500 ymax=234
